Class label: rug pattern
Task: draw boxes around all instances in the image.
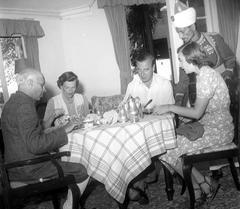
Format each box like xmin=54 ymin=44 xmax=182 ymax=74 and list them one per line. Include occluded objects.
xmin=24 ymin=167 xmax=240 ymax=209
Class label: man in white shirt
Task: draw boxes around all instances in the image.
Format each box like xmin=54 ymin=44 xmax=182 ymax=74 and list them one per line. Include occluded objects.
xmin=123 ymin=51 xmax=175 ymax=108
xmin=123 ymin=51 xmax=174 ymax=204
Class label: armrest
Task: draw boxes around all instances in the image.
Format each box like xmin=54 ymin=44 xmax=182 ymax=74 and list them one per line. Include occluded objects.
xmin=2 ymin=151 xmax=70 ymax=170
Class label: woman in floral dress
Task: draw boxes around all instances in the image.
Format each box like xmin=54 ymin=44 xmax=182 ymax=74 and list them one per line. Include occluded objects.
xmin=154 ymin=42 xmax=234 ymax=203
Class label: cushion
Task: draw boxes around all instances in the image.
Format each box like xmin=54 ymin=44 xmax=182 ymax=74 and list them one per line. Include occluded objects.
xmin=91 ymin=94 xmax=124 ymax=113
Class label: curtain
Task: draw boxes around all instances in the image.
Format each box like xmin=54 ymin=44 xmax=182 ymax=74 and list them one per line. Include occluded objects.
xmin=104 ymin=5 xmax=132 ymax=93
xmin=98 ymin=0 xmax=165 ymax=93
xmin=24 ymin=37 xmax=41 ymax=71
xmin=98 ymin=0 xmax=165 ymax=7
xmin=216 ymin=0 xmax=240 ymax=54
xmin=216 ymin=0 xmax=240 ymax=140
xmin=0 ymin=19 xmax=45 ymax=72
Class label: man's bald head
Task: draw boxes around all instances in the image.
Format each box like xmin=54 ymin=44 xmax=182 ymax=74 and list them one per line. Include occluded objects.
xmin=16 ymin=68 xmax=45 ymax=101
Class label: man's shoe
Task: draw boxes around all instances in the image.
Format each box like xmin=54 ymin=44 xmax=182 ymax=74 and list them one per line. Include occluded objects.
xmin=128 ymin=187 xmax=149 ymax=205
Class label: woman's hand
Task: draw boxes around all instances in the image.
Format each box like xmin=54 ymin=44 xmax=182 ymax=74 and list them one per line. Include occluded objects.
xmin=53 ymin=108 xmax=65 ymax=119
xmin=43 ymin=108 xmax=65 ymax=129
xmin=153 ymin=105 xmax=170 ymax=115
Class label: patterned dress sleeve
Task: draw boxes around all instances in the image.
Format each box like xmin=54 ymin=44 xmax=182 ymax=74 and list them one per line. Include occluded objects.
xmin=197 ymin=67 xmax=218 ymax=99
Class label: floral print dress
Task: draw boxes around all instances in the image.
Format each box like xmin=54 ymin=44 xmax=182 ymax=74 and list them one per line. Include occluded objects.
xmin=160 ymin=66 xmax=234 ymax=166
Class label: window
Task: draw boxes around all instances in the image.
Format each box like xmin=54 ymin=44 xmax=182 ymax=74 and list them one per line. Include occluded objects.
xmin=0 ymin=36 xmax=26 ymax=104
xmin=126 ymin=2 xmax=172 ymax=80
xmin=180 ymin=0 xmax=207 ymax=32
xmin=125 ymin=0 xmax=207 ymax=82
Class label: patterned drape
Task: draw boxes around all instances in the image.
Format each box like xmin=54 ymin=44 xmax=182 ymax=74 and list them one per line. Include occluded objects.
xmin=103 ymin=5 xmax=132 ymax=93
xmin=216 ymin=0 xmax=240 ymax=140
xmin=98 ymin=0 xmax=165 ymax=7
xmin=0 ymin=19 xmax=45 ymax=72
xmin=98 ymin=0 xmax=165 ymax=93
xmin=216 ymin=0 xmax=240 ymax=54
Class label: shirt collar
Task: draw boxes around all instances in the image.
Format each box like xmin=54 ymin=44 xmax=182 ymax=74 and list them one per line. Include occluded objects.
xmin=134 ymin=73 xmax=156 ymax=87
xmin=16 ymin=90 xmax=35 ymax=103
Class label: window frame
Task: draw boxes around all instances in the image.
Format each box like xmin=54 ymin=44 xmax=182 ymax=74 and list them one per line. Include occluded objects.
xmin=0 ymin=35 xmax=23 ymax=103
xmin=0 ymin=43 xmax=9 ymax=103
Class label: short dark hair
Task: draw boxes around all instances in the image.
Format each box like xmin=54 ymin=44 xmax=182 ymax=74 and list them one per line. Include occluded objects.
xmin=134 ymin=50 xmax=155 ymax=67
xmin=177 ymin=42 xmax=214 ymax=68
xmin=57 ymin=71 xmax=79 ymax=88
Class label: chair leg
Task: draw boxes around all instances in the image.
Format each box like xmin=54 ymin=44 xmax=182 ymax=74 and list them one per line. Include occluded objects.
xmin=182 ymin=163 xmax=195 ymax=209
xmin=3 ymin=193 xmax=11 ymax=209
xmin=68 ymin=184 xmax=81 ymax=209
xmin=228 ymin=158 xmax=240 ymax=190
xmin=116 ymin=192 xmax=129 ymax=209
xmin=117 ymin=200 xmax=129 ymax=209
xmin=162 ymin=164 xmax=174 ymax=201
xmin=52 ymin=195 xmax=61 ymax=209
xmin=176 ymin=172 xmax=186 ymax=195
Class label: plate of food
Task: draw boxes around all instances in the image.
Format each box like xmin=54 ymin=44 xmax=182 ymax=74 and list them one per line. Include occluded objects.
xmin=102 ymin=110 xmax=119 ymax=125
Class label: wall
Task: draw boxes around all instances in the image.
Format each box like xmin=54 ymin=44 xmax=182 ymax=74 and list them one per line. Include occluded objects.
xmin=61 ymin=5 xmax=120 ymax=101
xmin=37 ymin=17 xmax=66 ymax=99
xmin=0 ymin=2 xmax=121 ymax=102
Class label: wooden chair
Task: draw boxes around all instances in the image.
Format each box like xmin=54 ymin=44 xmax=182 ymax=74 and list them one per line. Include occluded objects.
xmin=0 ymin=130 xmax=81 ymax=209
xmin=180 ymin=82 xmax=240 ymax=209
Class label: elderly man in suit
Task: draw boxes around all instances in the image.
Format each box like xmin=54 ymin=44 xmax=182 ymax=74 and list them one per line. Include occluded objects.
xmin=1 ymin=68 xmax=89 ymax=209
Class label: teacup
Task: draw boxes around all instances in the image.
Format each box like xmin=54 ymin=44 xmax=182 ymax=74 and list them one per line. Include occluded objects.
xmin=83 ymin=118 xmax=94 ymax=128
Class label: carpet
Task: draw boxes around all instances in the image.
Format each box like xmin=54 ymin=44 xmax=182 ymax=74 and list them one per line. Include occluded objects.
xmin=23 ymin=167 xmax=240 ymax=209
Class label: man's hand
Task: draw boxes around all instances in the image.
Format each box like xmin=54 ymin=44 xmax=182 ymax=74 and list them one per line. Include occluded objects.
xmin=53 ymin=108 xmax=65 ymax=119
xmin=153 ymin=105 xmax=170 ymax=115
xmin=63 ymin=120 xmax=78 ymax=133
xmin=221 ymin=70 xmax=233 ymax=81
xmin=43 ymin=108 xmax=65 ymax=129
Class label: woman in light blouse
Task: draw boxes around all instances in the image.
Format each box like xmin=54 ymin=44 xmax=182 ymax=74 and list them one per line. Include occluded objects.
xmin=43 ymin=71 xmax=89 ymax=128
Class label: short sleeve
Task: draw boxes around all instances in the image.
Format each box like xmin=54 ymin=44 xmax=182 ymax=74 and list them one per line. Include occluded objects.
xmin=197 ymin=67 xmax=218 ymax=99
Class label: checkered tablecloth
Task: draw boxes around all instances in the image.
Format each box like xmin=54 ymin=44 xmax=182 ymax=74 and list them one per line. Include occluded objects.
xmin=60 ymin=114 xmax=176 ymax=203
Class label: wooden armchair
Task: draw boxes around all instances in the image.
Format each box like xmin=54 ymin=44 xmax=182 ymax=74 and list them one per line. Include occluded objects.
xmin=0 ymin=131 xmax=81 ymax=209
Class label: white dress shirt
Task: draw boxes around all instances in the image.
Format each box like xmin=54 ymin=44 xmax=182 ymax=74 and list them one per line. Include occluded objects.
xmin=123 ymin=73 xmax=175 ymax=109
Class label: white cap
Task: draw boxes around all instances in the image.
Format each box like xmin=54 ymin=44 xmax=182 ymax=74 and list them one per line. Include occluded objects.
xmin=173 ymin=7 xmax=196 ymax=28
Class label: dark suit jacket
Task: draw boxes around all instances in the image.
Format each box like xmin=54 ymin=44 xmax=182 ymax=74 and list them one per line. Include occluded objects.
xmin=1 ymin=91 xmax=68 ymax=181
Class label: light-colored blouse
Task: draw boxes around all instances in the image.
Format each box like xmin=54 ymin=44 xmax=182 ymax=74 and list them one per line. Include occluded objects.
xmin=43 ymin=93 xmax=89 ymax=124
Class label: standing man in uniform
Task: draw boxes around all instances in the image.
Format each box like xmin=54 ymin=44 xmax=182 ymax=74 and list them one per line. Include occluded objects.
xmin=172 ymin=2 xmax=235 ymax=106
